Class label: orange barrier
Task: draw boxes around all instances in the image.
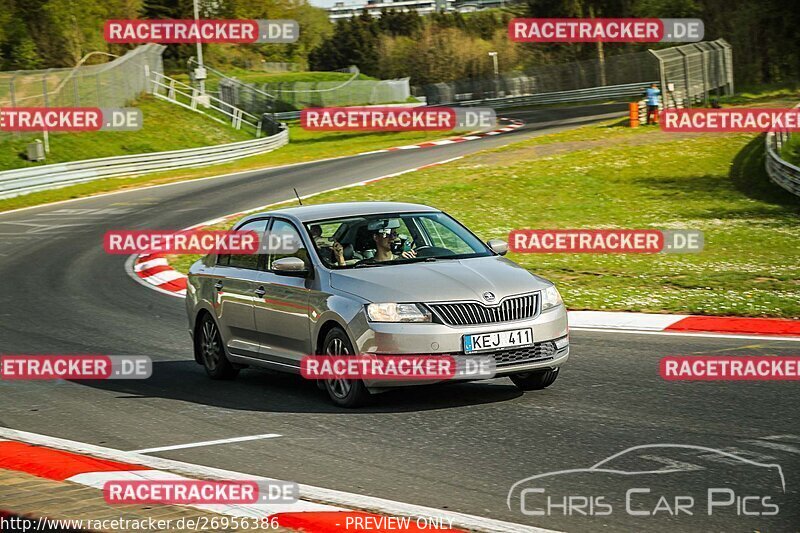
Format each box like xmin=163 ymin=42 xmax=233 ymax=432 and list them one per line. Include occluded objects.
xmin=629 ymin=102 xmax=639 ymax=127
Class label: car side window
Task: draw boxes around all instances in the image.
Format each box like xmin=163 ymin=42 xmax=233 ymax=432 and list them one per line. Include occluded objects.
xmin=268 ymin=219 xmax=308 ymax=270
xmin=220 ymin=218 xmax=268 ymax=270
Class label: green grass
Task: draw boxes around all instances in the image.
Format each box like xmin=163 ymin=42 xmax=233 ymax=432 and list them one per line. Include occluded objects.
xmin=0 ymin=96 xmax=252 ymax=171
xmin=779 ymin=134 xmax=800 ymax=166
xmin=0 ymin=121 xmax=447 ymax=212
xmin=717 ymin=84 xmax=800 ymax=105
xmin=171 ymin=117 xmax=800 ymax=319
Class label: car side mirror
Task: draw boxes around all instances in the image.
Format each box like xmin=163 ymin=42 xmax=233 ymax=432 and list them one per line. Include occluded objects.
xmin=271 ymin=257 xmax=308 ymax=276
xmin=487 ymin=239 xmax=508 ymax=256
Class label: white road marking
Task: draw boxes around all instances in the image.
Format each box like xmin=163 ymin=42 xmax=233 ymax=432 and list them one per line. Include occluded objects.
xmin=570 ymin=327 xmax=800 ymax=342
xmin=130 ymin=434 xmax=282 ymax=454
xmin=741 ymin=439 xmax=800 ymax=455
xmin=762 ymin=435 xmax=800 ymax=443
xmin=0 ymin=427 xmax=561 ymax=533
xmin=569 ymin=310 xmax=686 ymax=330
xmin=638 ymin=454 xmax=704 ymax=472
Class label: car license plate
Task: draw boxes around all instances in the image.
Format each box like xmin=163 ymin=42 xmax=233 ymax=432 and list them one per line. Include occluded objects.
xmin=463 ymin=328 xmax=533 ymax=354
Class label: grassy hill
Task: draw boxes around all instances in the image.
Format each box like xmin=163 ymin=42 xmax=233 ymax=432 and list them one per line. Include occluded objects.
xmin=0 ymin=96 xmax=252 ymax=172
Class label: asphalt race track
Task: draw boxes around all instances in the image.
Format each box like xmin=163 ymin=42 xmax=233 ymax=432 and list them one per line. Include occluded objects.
xmin=1 ymin=103 xmax=798 ymax=532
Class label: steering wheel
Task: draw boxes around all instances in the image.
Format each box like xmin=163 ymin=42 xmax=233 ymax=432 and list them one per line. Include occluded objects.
xmin=413 ymin=245 xmax=454 ymax=257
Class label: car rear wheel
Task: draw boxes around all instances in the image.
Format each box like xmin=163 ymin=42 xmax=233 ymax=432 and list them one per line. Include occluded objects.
xmin=322 ymin=327 xmax=370 ymax=408
xmin=510 ymin=368 xmax=559 ymax=391
xmin=198 ymin=314 xmax=239 ymax=380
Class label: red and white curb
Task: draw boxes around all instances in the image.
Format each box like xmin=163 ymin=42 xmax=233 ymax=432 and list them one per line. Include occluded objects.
xmin=0 ymin=428 xmax=559 ymax=533
xmin=569 ymin=311 xmax=800 ymax=339
xmin=129 ymin=248 xmax=800 ymax=339
xmin=359 ymin=118 xmax=524 ymax=155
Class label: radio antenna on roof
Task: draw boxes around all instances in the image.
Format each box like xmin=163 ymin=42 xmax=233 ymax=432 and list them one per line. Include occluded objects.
xmin=293 ymin=188 xmax=303 ymax=206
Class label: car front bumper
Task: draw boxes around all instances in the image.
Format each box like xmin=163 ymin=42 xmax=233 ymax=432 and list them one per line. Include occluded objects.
xmin=350 ymin=304 xmax=569 ymax=389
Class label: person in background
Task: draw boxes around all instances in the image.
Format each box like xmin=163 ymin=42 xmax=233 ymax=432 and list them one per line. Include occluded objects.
xmin=645 ymin=83 xmax=661 ymax=125
xmin=309 ymin=224 xmax=346 ymax=267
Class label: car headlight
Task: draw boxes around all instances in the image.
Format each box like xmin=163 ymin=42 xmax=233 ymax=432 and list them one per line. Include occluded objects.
xmin=541 ymin=285 xmax=563 ymax=310
xmin=366 ymin=303 xmax=431 ymax=323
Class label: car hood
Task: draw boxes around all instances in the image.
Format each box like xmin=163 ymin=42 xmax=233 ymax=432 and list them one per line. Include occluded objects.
xmin=330 ymin=256 xmax=551 ymax=303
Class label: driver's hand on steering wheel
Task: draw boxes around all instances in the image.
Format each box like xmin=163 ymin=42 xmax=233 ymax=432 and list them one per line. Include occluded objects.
xmin=400 ymin=249 xmax=417 ymax=259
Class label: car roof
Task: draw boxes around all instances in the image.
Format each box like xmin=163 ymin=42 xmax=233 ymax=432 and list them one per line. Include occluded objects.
xmin=244 ymin=201 xmax=441 ymax=224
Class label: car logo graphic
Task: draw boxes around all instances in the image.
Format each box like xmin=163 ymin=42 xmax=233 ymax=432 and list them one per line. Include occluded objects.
xmin=483 ymin=292 xmax=496 ymax=302
xmin=506 ymin=443 xmax=787 ymax=511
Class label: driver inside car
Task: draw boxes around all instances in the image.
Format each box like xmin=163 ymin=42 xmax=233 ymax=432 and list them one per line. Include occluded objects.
xmin=372 ymin=226 xmax=416 ymax=262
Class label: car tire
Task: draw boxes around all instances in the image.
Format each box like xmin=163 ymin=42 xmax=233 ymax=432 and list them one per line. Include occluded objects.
xmin=197 ymin=314 xmax=239 ymax=380
xmin=510 ymin=368 xmax=559 ymax=391
xmin=321 ymin=327 xmax=370 ymax=408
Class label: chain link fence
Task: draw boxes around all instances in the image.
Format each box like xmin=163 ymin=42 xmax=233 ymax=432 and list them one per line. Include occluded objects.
xmin=416 ymin=39 xmax=732 ymax=106
xmin=0 ymin=44 xmax=165 ymax=140
xmin=651 ymin=39 xmax=734 ymax=106
xmin=195 ymin=60 xmax=413 ymax=114
xmin=0 ymin=44 xmax=164 ymax=108
xmin=264 ymin=77 xmax=411 ymax=111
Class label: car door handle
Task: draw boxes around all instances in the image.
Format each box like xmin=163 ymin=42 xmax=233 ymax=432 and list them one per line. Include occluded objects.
xmin=254 ymin=286 xmax=266 ymax=297
xmin=214 ymin=280 xmax=224 ymax=290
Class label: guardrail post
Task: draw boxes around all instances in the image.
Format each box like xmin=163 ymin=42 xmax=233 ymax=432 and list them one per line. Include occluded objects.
xmin=675 ymin=48 xmax=692 ymax=107
xmin=693 ymin=44 xmax=710 ymax=106
xmin=144 ymin=64 xmax=151 ymax=94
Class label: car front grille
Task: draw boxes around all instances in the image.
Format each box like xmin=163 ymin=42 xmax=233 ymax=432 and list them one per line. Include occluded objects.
xmin=428 ymin=293 xmax=539 ymax=326
xmin=478 ymin=341 xmax=557 ymax=367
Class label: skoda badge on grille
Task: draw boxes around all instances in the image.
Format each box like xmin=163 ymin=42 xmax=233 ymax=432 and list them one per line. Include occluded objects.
xmin=483 ymin=292 xmax=496 ymax=302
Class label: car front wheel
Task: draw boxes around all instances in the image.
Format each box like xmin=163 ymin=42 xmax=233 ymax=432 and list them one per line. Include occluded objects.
xmin=321 ymin=327 xmax=370 ymax=408
xmin=510 ymin=368 xmax=559 ymax=391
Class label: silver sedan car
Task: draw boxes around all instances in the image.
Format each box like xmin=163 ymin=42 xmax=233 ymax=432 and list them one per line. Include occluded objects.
xmin=185 ymin=202 xmax=568 ymax=407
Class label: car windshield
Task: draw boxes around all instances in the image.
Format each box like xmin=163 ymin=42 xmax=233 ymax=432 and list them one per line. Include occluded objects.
xmin=304 ymin=211 xmax=493 ymax=269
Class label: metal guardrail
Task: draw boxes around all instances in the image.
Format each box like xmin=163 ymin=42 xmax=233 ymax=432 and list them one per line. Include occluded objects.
xmin=272 ymin=84 xmax=647 ymax=119
xmin=765 ymin=104 xmax=800 ymax=197
xmin=0 ymin=128 xmax=289 ymax=199
xmin=453 ymin=81 xmax=658 ymax=109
